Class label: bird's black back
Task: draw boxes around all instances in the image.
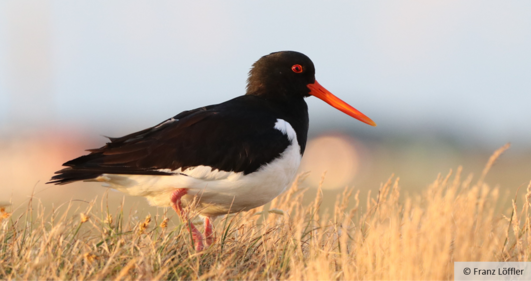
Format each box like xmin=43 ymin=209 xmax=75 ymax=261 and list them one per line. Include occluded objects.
xmin=48 ymin=95 xmax=309 ymax=185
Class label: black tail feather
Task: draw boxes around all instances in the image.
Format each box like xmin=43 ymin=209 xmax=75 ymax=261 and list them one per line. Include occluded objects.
xmin=47 ymin=167 xmax=174 ymax=185
xmin=47 ymin=168 xmax=104 ymax=185
xmin=47 ymin=108 xmax=212 ymax=186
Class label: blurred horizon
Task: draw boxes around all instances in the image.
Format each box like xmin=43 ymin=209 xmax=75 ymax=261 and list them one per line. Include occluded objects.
xmin=1 ymin=1 xmax=530 ymax=211
xmin=1 ymin=1 xmax=530 ymax=144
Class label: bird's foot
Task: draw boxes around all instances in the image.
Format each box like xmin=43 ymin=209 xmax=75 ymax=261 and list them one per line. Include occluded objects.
xmin=171 ymin=189 xmax=204 ymax=251
xmin=205 ymin=216 xmax=215 ymax=246
xmin=188 ymin=220 xmax=204 ymax=251
xmin=170 ymin=188 xmax=188 ymax=217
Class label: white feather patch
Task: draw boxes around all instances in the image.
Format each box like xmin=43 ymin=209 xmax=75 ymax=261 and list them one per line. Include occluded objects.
xmin=274 ymin=119 xmax=296 ymax=141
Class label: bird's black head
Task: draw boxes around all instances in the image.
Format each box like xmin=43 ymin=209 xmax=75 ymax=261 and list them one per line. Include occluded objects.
xmin=246 ymin=51 xmax=316 ymax=99
xmin=246 ymin=51 xmax=377 ymax=127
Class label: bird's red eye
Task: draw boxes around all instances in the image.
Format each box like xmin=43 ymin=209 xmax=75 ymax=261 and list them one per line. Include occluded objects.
xmin=291 ymin=64 xmax=303 ymax=73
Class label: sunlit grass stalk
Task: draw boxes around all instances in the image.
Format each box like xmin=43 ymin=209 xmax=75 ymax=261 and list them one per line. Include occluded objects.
xmin=1 ymin=144 xmax=530 ymax=280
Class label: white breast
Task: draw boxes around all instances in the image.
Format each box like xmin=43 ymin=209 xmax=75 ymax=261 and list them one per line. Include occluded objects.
xmin=98 ymin=119 xmax=302 ymax=217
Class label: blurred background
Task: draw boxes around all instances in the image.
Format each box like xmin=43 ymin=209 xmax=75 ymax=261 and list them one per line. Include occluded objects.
xmin=1 ymin=1 xmax=530 ymax=214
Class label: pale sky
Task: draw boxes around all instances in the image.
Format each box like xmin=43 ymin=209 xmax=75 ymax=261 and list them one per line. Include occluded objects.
xmin=1 ymin=1 xmax=530 ymax=147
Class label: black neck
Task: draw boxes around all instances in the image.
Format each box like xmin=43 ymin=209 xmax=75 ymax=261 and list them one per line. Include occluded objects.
xmin=260 ymin=94 xmax=310 ymax=155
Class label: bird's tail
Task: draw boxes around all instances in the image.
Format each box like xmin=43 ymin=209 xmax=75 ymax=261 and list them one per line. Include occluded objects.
xmin=47 ymin=168 xmax=104 ymax=185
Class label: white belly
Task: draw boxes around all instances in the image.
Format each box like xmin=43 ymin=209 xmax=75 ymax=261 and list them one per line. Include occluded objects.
xmin=96 ymin=119 xmax=302 ymax=217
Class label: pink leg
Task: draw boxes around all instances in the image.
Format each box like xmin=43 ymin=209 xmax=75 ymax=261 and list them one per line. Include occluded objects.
xmin=204 ymin=216 xmax=215 ymax=246
xmin=171 ymin=189 xmax=187 ymax=216
xmin=187 ymin=221 xmax=204 ymax=252
xmin=170 ymin=189 xmax=204 ymax=251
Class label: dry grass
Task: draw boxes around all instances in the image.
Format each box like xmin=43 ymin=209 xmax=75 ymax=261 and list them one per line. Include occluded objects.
xmin=1 ymin=144 xmax=530 ymax=280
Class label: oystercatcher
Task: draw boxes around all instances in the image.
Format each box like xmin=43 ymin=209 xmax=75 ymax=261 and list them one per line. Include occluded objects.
xmin=48 ymin=51 xmax=376 ymax=251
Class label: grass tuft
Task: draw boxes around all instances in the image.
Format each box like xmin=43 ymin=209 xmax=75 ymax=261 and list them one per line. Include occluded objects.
xmin=1 ymin=145 xmax=530 ymax=280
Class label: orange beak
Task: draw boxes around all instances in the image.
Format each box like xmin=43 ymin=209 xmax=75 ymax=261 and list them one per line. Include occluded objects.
xmin=307 ymin=80 xmax=377 ymax=126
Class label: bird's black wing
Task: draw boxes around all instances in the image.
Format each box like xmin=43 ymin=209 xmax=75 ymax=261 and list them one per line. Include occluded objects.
xmin=48 ymin=97 xmax=291 ymax=185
